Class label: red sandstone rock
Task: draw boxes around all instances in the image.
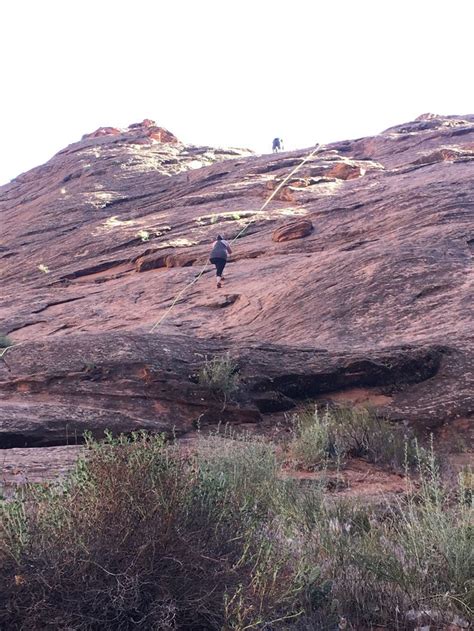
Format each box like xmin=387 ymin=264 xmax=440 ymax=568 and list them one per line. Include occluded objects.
xmin=0 ymin=330 xmax=454 ymax=447
xmin=146 ymin=126 xmax=179 ymax=143
xmin=129 ymin=118 xmax=155 ymax=129
xmin=272 ymin=219 xmax=313 ymax=242
xmin=82 ymin=120 xmax=179 ymax=144
xmin=411 ymin=147 xmax=474 ymax=165
xmin=128 ymin=136 xmax=153 ymax=145
xmin=82 ymin=126 xmax=121 ymax=139
xmin=0 ymin=114 xmax=473 ymax=451
xmin=415 ymin=112 xmax=439 ymax=121
xmin=135 ymin=252 xmax=168 ymax=272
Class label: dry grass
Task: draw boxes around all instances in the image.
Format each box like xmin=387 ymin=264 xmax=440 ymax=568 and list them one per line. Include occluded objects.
xmin=290 ymin=405 xmax=426 ymax=472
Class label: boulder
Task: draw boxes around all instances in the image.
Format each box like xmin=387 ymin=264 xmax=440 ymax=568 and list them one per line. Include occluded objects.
xmin=272 ymin=219 xmax=314 ymax=242
xmin=146 ymin=126 xmax=179 ymax=144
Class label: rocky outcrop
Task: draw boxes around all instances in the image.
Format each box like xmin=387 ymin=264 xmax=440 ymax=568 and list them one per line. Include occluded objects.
xmin=272 ymin=219 xmax=313 ymax=242
xmin=1 ymin=330 xmax=471 ymax=448
xmin=0 ymin=114 xmax=473 ymax=452
xmin=82 ymin=119 xmax=179 ymax=144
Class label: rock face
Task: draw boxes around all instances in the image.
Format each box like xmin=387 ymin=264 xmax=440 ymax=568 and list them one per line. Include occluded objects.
xmin=0 ymin=330 xmax=468 ymax=448
xmin=0 ymin=114 xmax=473 ymax=450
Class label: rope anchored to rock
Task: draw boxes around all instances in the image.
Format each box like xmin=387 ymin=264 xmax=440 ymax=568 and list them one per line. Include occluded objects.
xmin=149 ymin=143 xmax=321 ymax=332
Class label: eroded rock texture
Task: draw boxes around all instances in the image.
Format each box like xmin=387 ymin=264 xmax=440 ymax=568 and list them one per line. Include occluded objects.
xmin=0 ymin=114 xmax=473 ymax=450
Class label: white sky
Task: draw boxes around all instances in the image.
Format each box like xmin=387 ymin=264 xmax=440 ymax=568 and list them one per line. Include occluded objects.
xmin=1 ymin=0 xmax=473 ymax=185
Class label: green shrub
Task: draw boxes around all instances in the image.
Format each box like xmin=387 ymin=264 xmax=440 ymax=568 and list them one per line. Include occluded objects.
xmin=0 ymin=432 xmax=300 ymax=630
xmin=198 ymin=353 xmax=240 ymax=398
xmin=0 ymin=335 xmax=13 ymax=349
xmin=330 ymin=405 xmax=426 ymax=469
xmin=290 ymin=406 xmax=341 ymax=470
xmin=290 ymin=405 xmax=425 ymax=471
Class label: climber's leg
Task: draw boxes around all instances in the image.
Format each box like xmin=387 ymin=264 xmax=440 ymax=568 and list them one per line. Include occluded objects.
xmin=210 ymin=257 xmax=227 ymax=288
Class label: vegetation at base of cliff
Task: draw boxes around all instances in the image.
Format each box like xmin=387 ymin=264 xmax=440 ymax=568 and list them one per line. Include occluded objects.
xmin=198 ymin=352 xmax=240 ymax=398
xmin=289 ymin=406 xmax=428 ymax=472
xmin=0 ymin=431 xmax=472 ymax=630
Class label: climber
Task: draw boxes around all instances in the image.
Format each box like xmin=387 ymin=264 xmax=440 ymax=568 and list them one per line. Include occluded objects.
xmin=272 ymin=137 xmax=284 ymax=153
xmin=209 ymin=235 xmax=232 ymax=289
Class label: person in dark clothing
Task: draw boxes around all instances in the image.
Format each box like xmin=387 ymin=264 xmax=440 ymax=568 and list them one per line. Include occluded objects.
xmin=209 ymin=235 xmax=232 ymax=288
xmin=272 ymin=137 xmax=284 ymax=153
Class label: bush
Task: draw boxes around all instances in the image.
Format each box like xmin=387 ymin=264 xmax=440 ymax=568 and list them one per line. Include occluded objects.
xmin=0 ymin=432 xmax=300 ymax=630
xmin=0 ymin=335 xmax=13 ymax=349
xmin=198 ymin=353 xmax=240 ymax=398
xmin=290 ymin=406 xmax=342 ymax=470
xmin=0 ymin=427 xmax=471 ymax=630
xmin=302 ymin=448 xmax=474 ymax=629
xmin=290 ymin=405 xmax=425 ymax=471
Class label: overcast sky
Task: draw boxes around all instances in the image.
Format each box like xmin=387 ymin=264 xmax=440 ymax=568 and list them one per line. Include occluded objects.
xmin=1 ymin=0 xmax=473 ymax=185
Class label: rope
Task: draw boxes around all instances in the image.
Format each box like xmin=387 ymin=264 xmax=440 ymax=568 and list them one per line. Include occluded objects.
xmin=149 ymin=143 xmax=321 ymax=332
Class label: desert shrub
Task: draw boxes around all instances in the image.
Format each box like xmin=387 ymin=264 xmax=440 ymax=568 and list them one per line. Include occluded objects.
xmin=290 ymin=405 xmax=424 ymax=471
xmin=0 ymin=432 xmax=301 ymax=630
xmin=192 ymin=432 xmax=473 ymax=628
xmin=198 ymin=352 xmax=240 ymax=398
xmin=0 ymin=335 xmax=13 ymax=349
xmin=290 ymin=407 xmax=342 ymax=470
xmin=458 ymin=466 xmax=473 ymax=504
xmin=0 ymin=427 xmax=471 ymax=630
xmin=194 ymin=430 xmax=325 ymax=531
xmin=300 ymin=447 xmax=474 ymax=629
xmin=330 ymin=405 xmax=425 ymax=469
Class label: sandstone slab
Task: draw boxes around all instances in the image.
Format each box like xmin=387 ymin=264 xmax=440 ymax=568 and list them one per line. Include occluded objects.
xmin=0 ymin=114 xmax=473 ymax=451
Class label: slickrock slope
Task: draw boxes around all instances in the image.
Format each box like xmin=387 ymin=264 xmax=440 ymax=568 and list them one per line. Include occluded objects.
xmin=0 ymin=115 xmax=473 ymax=452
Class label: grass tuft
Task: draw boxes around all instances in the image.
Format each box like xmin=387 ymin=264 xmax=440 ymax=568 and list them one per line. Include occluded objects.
xmin=198 ymin=353 xmax=240 ymax=398
xmin=290 ymin=405 xmax=427 ymax=471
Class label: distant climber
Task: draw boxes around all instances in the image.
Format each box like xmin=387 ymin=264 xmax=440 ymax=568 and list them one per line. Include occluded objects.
xmin=272 ymin=138 xmax=284 ymax=153
xmin=209 ymin=235 xmax=232 ymax=289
